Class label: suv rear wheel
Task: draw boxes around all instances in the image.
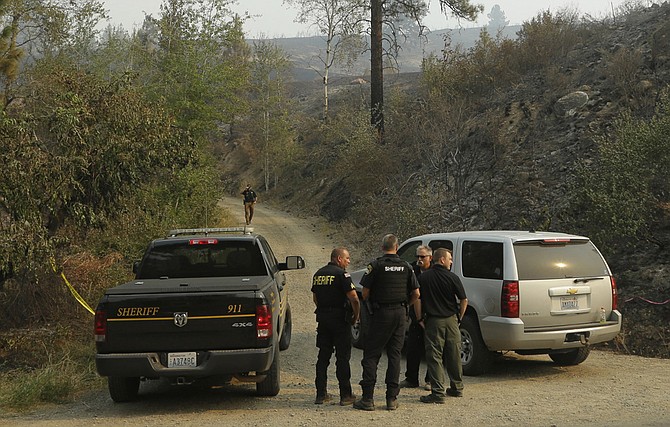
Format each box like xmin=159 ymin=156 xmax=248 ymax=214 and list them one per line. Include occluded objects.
xmin=549 ymin=347 xmax=591 ymax=366
xmin=351 ymin=301 xmax=369 ymax=349
xmin=460 ymin=315 xmax=493 ymax=376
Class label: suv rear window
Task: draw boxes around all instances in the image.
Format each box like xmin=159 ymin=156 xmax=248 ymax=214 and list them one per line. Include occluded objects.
xmin=138 ymin=240 xmax=267 ymax=279
xmin=514 ymin=240 xmax=609 ymax=280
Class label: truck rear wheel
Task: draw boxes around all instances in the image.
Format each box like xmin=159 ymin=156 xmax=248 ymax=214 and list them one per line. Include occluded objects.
xmin=256 ymin=346 xmax=280 ymax=396
xmin=549 ymin=347 xmax=591 ymax=366
xmin=108 ymin=376 xmax=140 ymax=402
xmin=351 ymin=296 xmax=368 ymax=349
xmin=279 ymin=305 xmax=292 ymax=351
xmin=460 ymin=315 xmax=493 ymax=376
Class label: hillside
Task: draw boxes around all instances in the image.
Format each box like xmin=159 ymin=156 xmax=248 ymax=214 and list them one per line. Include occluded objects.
xmin=262 ymin=25 xmax=521 ymax=80
xmin=222 ymin=3 xmax=670 ymax=359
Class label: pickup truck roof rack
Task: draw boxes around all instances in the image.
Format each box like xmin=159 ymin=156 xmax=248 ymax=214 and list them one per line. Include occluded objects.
xmin=167 ymin=227 xmax=254 ymax=237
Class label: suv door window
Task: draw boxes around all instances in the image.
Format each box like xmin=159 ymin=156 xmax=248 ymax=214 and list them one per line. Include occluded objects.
xmin=428 ymin=240 xmax=453 ymax=252
xmin=462 ymin=241 xmax=503 ymax=280
xmin=514 ymin=240 xmax=609 ymax=280
xmin=397 ymin=240 xmax=422 ymax=264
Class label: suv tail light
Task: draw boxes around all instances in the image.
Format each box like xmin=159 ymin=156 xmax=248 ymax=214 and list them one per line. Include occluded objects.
xmin=610 ymin=276 xmax=618 ymax=310
xmin=94 ymin=309 xmax=107 ymax=342
xmin=256 ymin=304 xmax=272 ymax=338
xmin=501 ymin=280 xmax=519 ymax=318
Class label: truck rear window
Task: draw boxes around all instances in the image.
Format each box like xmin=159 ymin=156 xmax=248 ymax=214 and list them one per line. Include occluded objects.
xmin=514 ymin=240 xmax=609 ymax=280
xmin=137 ymin=240 xmax=267 ymax=279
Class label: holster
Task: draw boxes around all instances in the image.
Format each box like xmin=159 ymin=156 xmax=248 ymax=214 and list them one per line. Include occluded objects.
xmin=364 ymin=300 xmax=375 ymax=316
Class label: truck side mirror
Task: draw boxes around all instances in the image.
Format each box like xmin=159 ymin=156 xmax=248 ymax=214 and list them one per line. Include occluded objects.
xmin=282 ymin=256 xmax=305 ymax=270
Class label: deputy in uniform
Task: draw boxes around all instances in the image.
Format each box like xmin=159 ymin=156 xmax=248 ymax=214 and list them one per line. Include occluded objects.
xmin=240 ymin=184 xmax=257 ymax=225
xmin=311 ymin=247 xmax=361 ymax=406
xmin=354 ymin=234 xmax=420 ymax=411
xmin=400 ymin=245 xmax=432 ymax=390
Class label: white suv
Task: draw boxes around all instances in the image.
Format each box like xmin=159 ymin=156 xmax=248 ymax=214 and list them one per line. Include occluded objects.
xmin=351 ymin=230 xmax=622 ymax=376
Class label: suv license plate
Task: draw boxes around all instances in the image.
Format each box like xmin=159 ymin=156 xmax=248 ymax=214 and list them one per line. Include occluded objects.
xmin=560 ymin=297 xmax=579 ymax=310
xmin=167 ymin=352 xmax=197 ymax=368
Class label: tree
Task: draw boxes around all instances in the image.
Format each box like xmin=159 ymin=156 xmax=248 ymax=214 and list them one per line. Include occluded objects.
xmin=369 ymin=0 xmax=482 ymax=140
xmin=0 ymin=0 xmax=244 ymax=318
xmin=249 ymin=39 xmax=295 ymax=191
xmin=0 ymin=0 xmax=107 ymax=108
xmin=0 ymin=0 xmax=23 ymax=108
xmin=284 ymin=0 xmax=366 ymax=119
xmin=487 ymin=4 xmax=508 ymax=31
xmin=0 ymin=59 xmax=192 ymax=292
xmin=144 ymin=0 xmax=251 ymax=137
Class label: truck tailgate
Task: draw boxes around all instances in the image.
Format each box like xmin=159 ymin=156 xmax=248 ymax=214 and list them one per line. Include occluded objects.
xmin=98 ymin=290 xmax=262 ymax=353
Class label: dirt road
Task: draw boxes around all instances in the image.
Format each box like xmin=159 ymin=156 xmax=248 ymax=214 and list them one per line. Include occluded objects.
xmin=2 ymin=199 xmax=669 ymax=426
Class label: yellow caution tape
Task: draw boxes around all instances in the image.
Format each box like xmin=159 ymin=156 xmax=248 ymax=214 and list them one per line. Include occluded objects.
xmin=50 ymin=257 xmax=95 ymax=315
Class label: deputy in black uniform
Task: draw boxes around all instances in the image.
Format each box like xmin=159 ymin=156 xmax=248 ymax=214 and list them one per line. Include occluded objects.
xmin=311 ymin=247 xmax=361 ymax=406
xmin=401 ymin=245 xmax=432 ymax=390
xmin=354 ymin=234 xmax=420 ymax=411
xmin=416 ymin=248 xmax=468 ymax=404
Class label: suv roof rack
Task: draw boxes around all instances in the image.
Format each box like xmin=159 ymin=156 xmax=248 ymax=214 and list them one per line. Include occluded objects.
xmin=167 ymin=227 xmax=254 ymax=237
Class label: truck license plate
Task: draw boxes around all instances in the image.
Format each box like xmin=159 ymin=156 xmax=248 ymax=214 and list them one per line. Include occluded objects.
xmin=560 ymin=296 xmax=579 ymax=310
xmin=167 ymin=352 xmax=197 ymax=368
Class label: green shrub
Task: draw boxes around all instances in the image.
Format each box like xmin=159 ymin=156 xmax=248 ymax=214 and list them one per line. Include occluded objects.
xmin=516 ymin=9 xmax=581 ymax=71
xmin=574 ymin=90 xmax=670 ymax=251
xmin=607 ymin=47 xmax=643 ymax=91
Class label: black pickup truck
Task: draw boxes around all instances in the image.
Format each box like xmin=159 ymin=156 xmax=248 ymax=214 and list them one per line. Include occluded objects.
xmin=94 ymin=227 xmax=304 ymax=402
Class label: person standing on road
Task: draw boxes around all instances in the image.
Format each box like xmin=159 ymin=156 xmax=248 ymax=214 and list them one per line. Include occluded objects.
xmin=400 ymin=245 xmax=432 ymax=391
xmin=241 ymin=184 xmax=257 ymax=225
xmin=312 ymin=247 xmax=361 ymax=406
xmin=416 ymin=248 xmax=468 ymax=404
xmin=354 ymin=234 xmax=420 ymax=412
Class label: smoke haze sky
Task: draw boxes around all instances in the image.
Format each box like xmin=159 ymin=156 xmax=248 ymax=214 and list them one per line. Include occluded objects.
xmin=104 ymin=0 xmax=643 ymax=38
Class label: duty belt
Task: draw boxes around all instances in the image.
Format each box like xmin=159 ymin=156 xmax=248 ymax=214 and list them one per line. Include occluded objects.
xmin=377 ymin=302 xmax=406 ymax=307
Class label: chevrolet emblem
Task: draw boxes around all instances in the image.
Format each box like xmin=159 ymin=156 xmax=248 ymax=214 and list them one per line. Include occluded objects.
xmin=567 ymin=288 xmax=578 ymax=295
xmin=174 ymin=312 xmax=188 ymax=327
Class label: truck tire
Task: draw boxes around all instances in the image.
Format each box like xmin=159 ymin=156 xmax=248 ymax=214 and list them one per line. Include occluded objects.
xmin=460 ymin=315 xmax=493 ymax=376
xmin=279 ymin=305 xmax=292 ymax=351
xmin=351 ymin=302 xmax=368 ymax=349
xmin=256 ymin=346 xmax=280 ymax=396
xmin=549 ymin=346 xmax=591 ymax=366
xmin=108 ymin=376 xmax=140 ymax=402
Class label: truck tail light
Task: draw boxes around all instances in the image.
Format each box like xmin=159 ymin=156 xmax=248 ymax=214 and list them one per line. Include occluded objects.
xmin=94 ymin=309 xmax=107 ymax=342
xmin=610 ymin=276 xmax=618 ymax=310
xmin=256 ymin=304 xmax=272 ymax=339
xmin=501 ymin=280 xmax=519 ymax=318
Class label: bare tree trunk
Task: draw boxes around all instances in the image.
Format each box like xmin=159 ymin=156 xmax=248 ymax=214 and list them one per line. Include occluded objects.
xmin=264 ymin=109 xmax=270 ymax=191
xmin=323 ymin=29 xmax=333 ymax=119
xmin=370 ymin=0 xmax=384 ymax=140
xmin=323 ymin=71 xmax=329 ymax=119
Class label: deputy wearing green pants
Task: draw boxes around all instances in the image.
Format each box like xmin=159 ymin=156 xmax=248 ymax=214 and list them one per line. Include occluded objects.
xmin=415 ymin=248 xmax=468 ymax=403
